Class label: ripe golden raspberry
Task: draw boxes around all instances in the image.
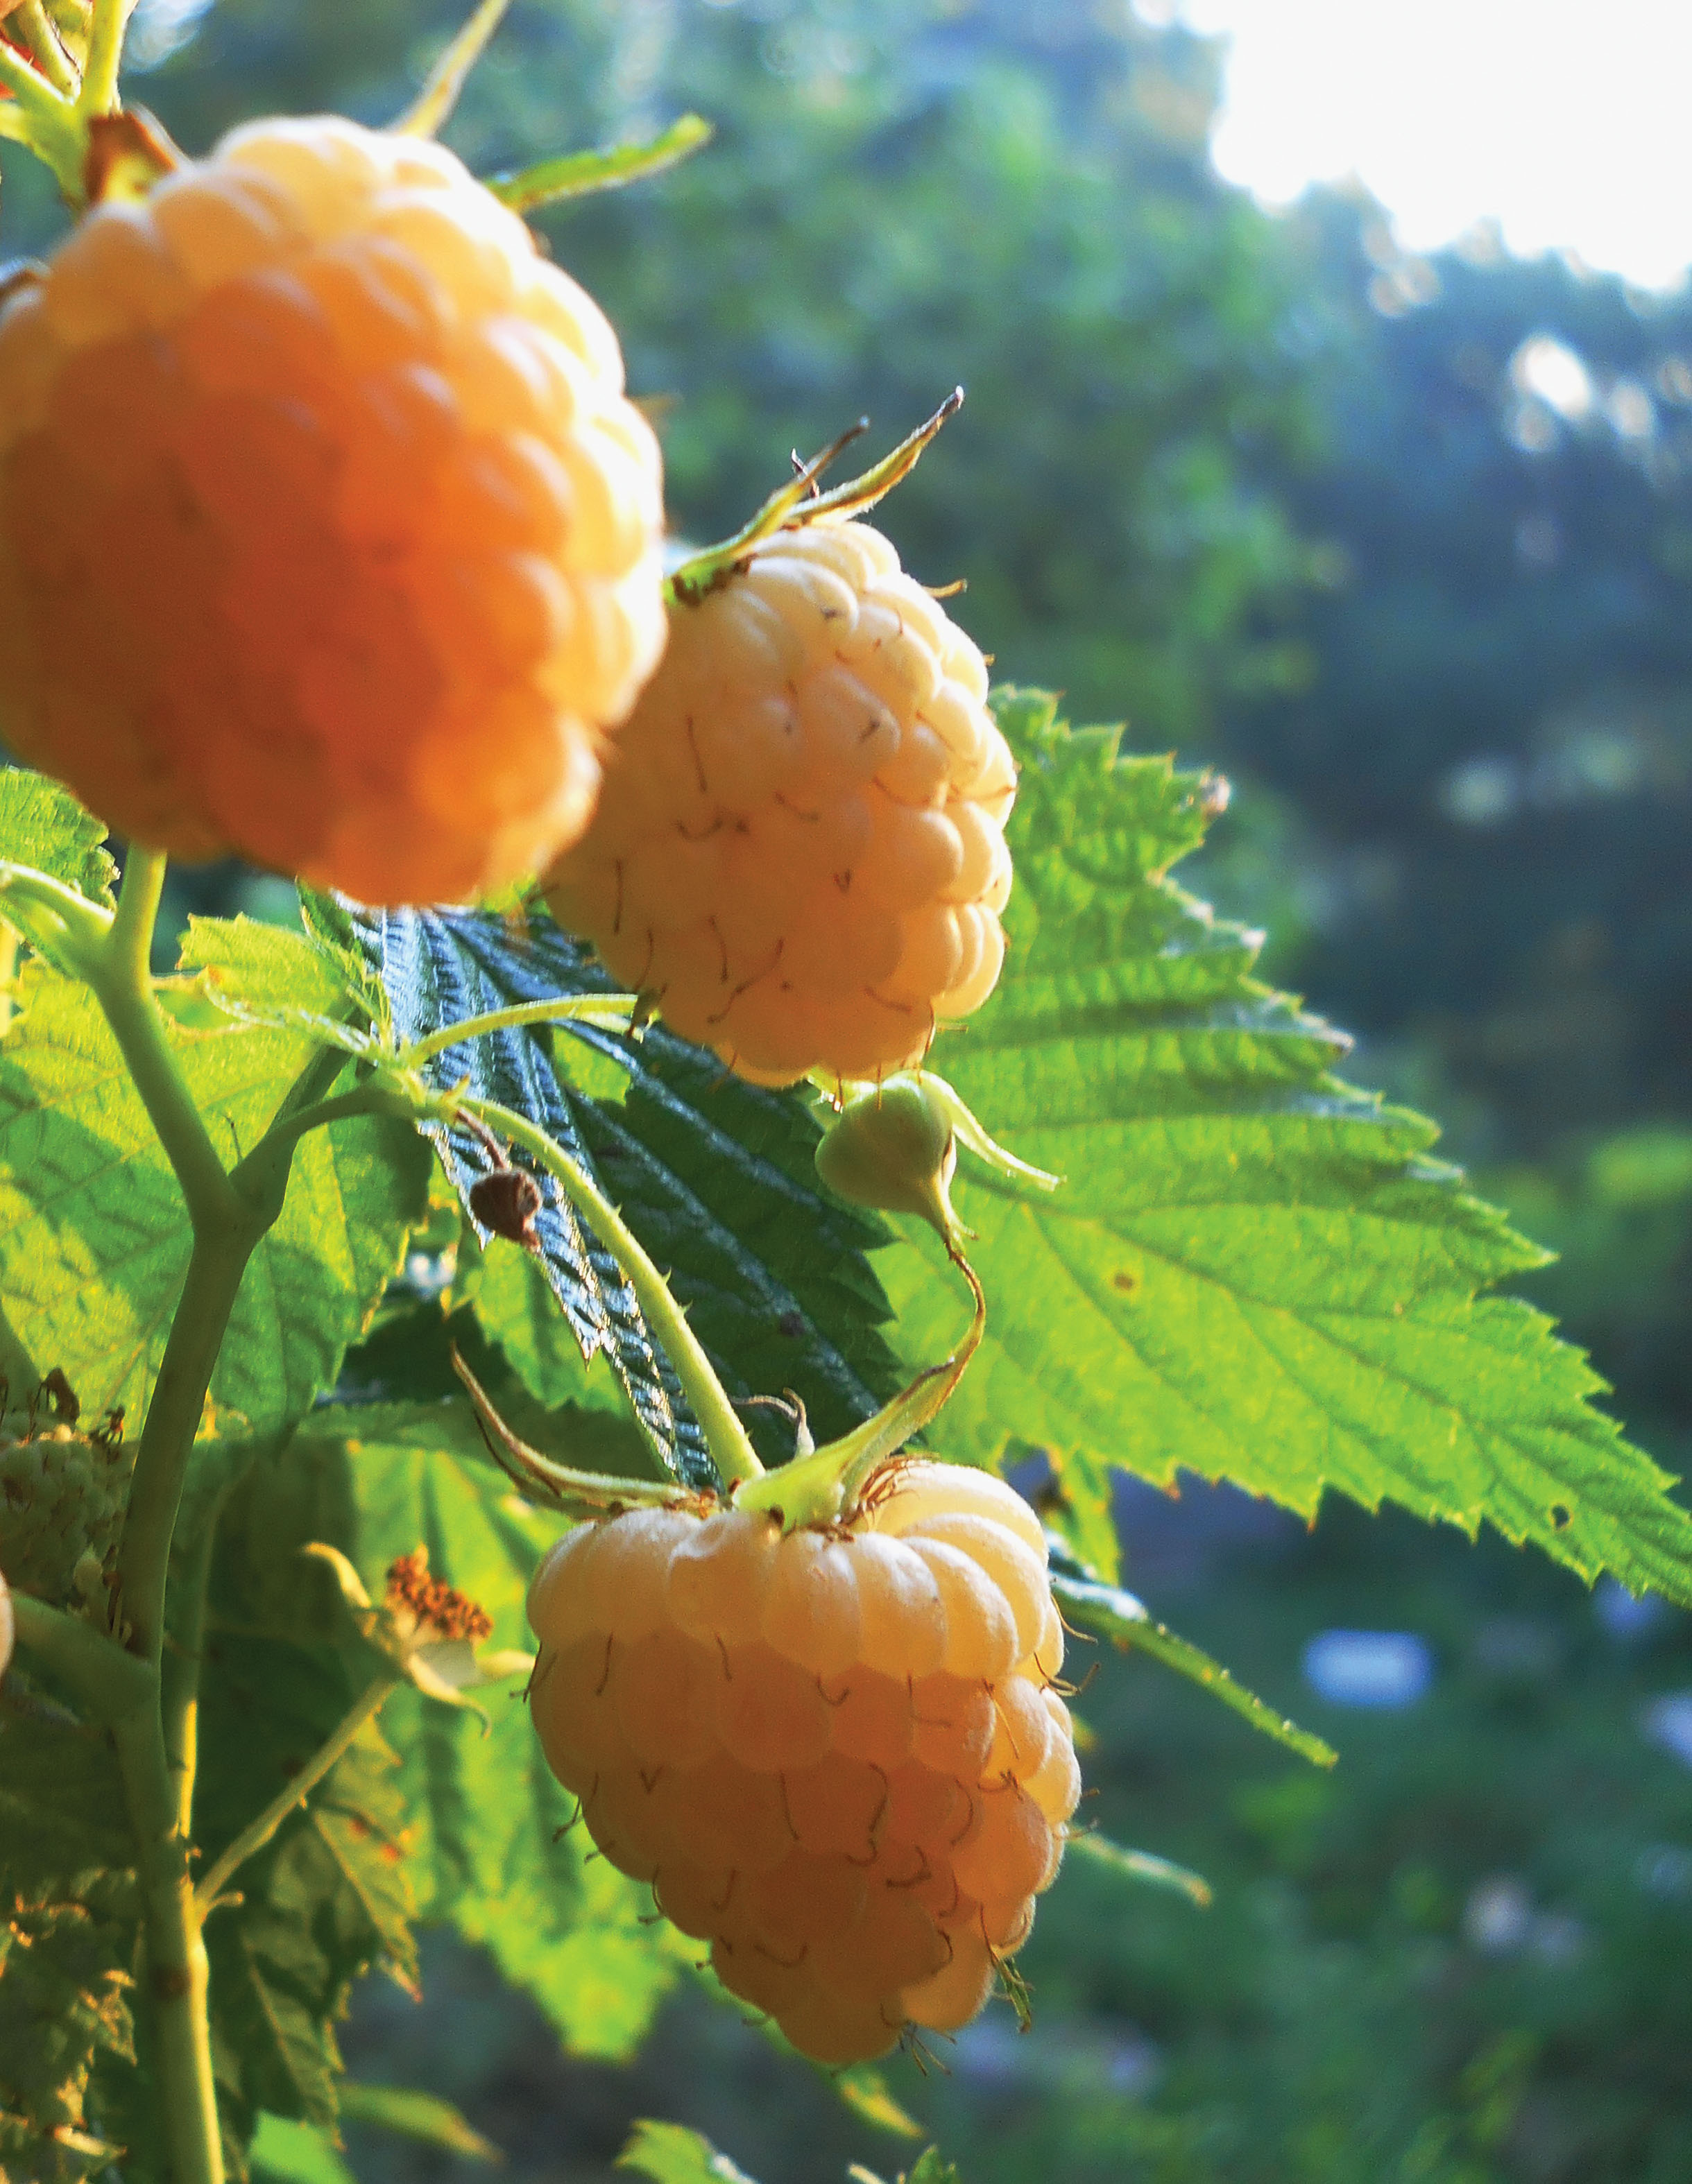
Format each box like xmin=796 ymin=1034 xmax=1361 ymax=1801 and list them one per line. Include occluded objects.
xmin=527 ymin=1460 xmax=1078 ymax=2065
xmin=0 ymin=1422 xmax=133 ymax=1602
xmin=0 ymin=117 xmax=666 ymax=906
xmin=543 ymin=519 xmax=1016 ymax=1086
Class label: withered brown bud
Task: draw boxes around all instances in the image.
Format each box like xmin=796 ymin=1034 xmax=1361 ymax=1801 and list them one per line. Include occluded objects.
xmin=469 ymin=1166 xmax=545 ymax=1250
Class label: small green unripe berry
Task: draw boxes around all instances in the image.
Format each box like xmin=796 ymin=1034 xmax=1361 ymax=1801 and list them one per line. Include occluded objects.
xmin=814 ymin=1074 xmax=963 ymax=1247
xmin=0 ymin=1425 xmax=133 ymax=1603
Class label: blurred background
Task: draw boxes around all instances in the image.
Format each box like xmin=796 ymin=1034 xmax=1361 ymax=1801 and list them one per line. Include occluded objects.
xmin=8 ymin=0 xmax=1692 ymax=2175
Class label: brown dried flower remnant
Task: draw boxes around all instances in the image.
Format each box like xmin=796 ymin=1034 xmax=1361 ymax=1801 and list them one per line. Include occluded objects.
xmin=385 ymin=1546 xmax=494 ymax=1644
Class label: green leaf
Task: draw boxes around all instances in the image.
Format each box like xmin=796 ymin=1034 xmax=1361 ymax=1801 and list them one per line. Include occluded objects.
xmin=338 ymin=2081 xmax=501 ymax=2162
xmin=219 ymin=1400 xmax=687 ymax=2063
xmin=1065 ymin=1830 xmax=1213 ymax=1909
xmin=193 ymin=1624 xmax=417 ymax=2151
xmin=0 ymin=769 xmax=117 ymax=908
xmin=474 ymin=1232 xmax=635 ymax=1414
xmin=848 ymin=2151 xmax=963 ymax=2184
xmin=0 ymin=1683 xmax=138 ymax=2179
xmin=487 ymin=115 xmax=713 ymax=212
xmin=361 ymin=906 xmax=716 ymax=1488
xmin=833 ymin=2069 xmax=924 ymax=2141
xmin=618 ymin=2120 xmax=760 ymax=2184
xmin=1048 ymin=1551 xmax=1337 ymax=1769
xmin=881 ymin=692 xmax=1692 ymax=1603
xmin=176 ymin=914 xmax=367 ymax=1047
xmin=248 ymin=2114 xmax=357 ymax=2184
xmin=0 ymin=961 xmax=427 ymax=1431
xmin=360 ymin=909 xmax=903 ymax=1481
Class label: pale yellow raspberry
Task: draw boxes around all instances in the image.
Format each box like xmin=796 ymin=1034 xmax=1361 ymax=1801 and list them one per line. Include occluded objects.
xmin=527 ymin=1459 xmax=1078 ymax=2065
xmin=545 ymin=519 xmax=1015 ymax=1085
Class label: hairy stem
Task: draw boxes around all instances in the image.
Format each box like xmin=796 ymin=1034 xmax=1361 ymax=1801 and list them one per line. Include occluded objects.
xmin=457 ymin=1091 xmax=764 ymax=1486
xmin=195 ymin=1667 xmax=401 ymax=1916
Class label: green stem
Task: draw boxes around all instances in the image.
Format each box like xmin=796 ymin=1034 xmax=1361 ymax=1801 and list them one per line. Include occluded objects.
xmin=10 ymin=1589 xmax=152 ymax=1720
xmin=11 ymin=1596 xmax=219 ymax=2180
xmin=195 ymin=1667 xmax=400 ymax=1916
xmin=117 ymin=1232 xmax=254 ymax=1674
xmin=12 ymin=1 xmax=78 ymax=96
xmin=92 ymin=852 xmax=238 ymax=1231
xmin=232 ymin=1081 xmax=413 ymax=1176
xmin=76 ymin=0 xmax=127 ymax=118
xmin=0 ymin=41 xmax=83 ymax=194
xmin=79 ymin=853 xmax=326 ymax=2180
xmin=113 ymin=1701 xmax=223 ymax=2184
xmin=736 ymin=1252 xmax=986 ymax=1527
xmin=162 ymin=1483 xmax=230 ymax=1841
xmin=0 ymin=922 xmax=18 ymax=1038
xmin=394 ymin=992 xmax=637 ymax=1070
xmin=456 ymin=1091 xmax=764 ymax=1486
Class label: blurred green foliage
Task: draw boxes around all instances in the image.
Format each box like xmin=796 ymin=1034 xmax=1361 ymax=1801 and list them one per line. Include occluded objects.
xmin=928 ymin=1500 xmax=1692 ymax=2184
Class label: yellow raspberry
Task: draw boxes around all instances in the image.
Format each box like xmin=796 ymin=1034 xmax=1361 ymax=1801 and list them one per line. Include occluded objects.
xmin=526 ymin=1461 xmax=1078 ymax=2065
xmin=543 ymin=519 xmax=1016 ymax=1086
xmin=0 ymin=117 xmax=666 ymax=906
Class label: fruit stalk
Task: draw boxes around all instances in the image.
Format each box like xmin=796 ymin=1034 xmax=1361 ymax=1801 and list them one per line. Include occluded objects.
xmin=453 ymin=1090 xmax=765 ymax=1486
xmin=393 ymin=991 xmax=639 ymax=1069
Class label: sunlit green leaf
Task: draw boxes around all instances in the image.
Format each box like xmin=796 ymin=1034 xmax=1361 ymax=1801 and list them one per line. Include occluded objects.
xmin=0 ymin=962 xmax=427 ymax=1432
xmin=881 ymin=692 xmax=1692 ymax=1604
xmin=618 ymin=2119 xmax=760 ymax=2184
xmin=487 ymin=115 xmax=712 ymax=212
xmin=338 ymin=2081 xmax=500 ymax=2161
xmin=0 ymin=769 xmax=116 ymax=908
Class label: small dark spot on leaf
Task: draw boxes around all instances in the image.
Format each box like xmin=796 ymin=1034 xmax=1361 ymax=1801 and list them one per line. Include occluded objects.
xmin=1550 ymin=1503 xmax=1572 ymax=1530
xmin=777 ymin=1310 xmax=805 ymax=1338
xmin=1112 ymin=1271 xmax=1138 ymax=1295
